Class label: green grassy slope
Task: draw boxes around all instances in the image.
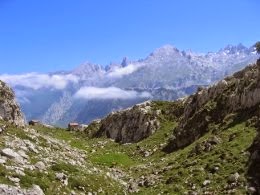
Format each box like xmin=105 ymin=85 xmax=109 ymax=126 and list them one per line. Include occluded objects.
xmin=0 ymin=99 xmax=258 ymax=194
xmin=5 ymin=100 xmax=260 ymax=194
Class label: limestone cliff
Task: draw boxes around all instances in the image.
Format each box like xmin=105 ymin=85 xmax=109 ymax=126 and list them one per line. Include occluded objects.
xmin=90 ymin=101 xmax=160 ymax=143
xmin=0 ymin=80 xmax=25 ymax=126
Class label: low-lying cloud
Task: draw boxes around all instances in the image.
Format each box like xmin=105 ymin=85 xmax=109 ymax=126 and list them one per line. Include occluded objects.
xmin=107 ymin=64 xmax=141 ymax=78
xmin=74 ymin=86 xmax=151 ymax=100
xmin=0 ymin=73 xmax=79 ymax=90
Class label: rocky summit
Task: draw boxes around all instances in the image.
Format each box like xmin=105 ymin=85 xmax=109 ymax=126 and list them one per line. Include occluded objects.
xmin=1 ymin=61 xmax=260 ymax=194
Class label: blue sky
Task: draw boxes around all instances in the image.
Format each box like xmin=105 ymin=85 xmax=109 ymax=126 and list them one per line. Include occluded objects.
xmin=0 ymin=0 xmax=259 ymax=74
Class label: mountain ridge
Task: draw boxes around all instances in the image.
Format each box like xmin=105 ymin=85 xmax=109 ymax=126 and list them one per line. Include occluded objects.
xmin=0 ymin=43 xmax=258 ymax=126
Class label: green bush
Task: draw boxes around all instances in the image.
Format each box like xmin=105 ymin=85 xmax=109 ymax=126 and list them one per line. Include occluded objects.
xmin=51 ymin=162 xmax=79 ymax=173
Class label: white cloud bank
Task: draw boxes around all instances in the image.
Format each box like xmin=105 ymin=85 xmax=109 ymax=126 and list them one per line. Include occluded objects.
xmin=107 ymin=64 xmax=142 ymax=78
xmin=0 ymin=73 xmax=79 ymax=90
xmin=74 ymin=86 xmax=151 ymax=100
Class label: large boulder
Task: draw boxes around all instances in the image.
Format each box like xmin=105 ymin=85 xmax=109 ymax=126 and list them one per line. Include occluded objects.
xmin=94 ymin=101 xmax=160 ymax=143
xmin=0 ymin=80 xmax=25 ymax=126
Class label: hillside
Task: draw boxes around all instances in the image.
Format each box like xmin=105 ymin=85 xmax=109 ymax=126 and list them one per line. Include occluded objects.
xmin=84 ymin=60 xmax=260 ymax=194
xmin=0 ymin=61 xmax=260 ymax=194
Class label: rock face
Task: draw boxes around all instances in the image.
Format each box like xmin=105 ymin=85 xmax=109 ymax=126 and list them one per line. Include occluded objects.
xmin=94 ymin=101 xmax=160 ymax=143
xmin=0 ymin=80 xmax=25 ymax=126
xmin=165 ymin=62 xmax=260 ymax=152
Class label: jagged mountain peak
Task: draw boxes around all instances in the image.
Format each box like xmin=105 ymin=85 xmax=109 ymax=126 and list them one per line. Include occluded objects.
xmin=121 ymin=57 xmax=129 ymax=67
xmin=150 ymin=44 xmax=180 ymax=57
xmin=219 ymin=43 xmax=249 ymax=54
xmin=72 ymin=62 xmax=104 ymax=76
xmin=104 ymin=57 xmax=132 ymax=72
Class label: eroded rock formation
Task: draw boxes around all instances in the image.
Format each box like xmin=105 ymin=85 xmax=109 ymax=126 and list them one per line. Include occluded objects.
xmin=0 ymin=80 xmax=25 ymax=126
xmin=94 ymin=101 xmax=160 ymax=143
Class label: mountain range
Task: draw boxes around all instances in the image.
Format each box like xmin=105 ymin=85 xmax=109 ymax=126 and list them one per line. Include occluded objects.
xmin=0 ymin=57 xmax=260 ymax=194
xmin=0 ymin=43 xmax=258 ymax=126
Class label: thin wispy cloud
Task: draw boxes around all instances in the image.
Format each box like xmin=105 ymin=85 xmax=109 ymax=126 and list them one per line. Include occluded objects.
xmin=14 ymin=90 xmax=31 ymax=104
xmin=0 ymin=73 xmax=79 ymax=90
xmin=74 ymin=86 xmax=151 ymax=100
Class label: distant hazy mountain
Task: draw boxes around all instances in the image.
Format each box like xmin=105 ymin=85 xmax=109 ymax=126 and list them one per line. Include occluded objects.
xmin=0 ymin=44 xmax=258 ymax=126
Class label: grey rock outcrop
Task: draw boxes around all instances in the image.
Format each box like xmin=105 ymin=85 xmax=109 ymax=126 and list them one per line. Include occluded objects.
xmin=0 ymin=80 xmax=25 ymax=126
xmin=94 ymin=101 xmax=160 ymax=143
xmin=0 ymin=184 xmax=44 ymax=195
xmin=1 ymin=148 xmax=21 ymax=159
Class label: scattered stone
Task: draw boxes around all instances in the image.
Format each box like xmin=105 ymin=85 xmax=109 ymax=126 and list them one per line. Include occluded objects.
xmin=24 ymin=140 xmax=39 ymax=153
xmin=213 ymin=166 xmax=219 ymax=172
xmin=17 ymin=150 xmax=29 ymax=159
xmin=52 ymin=144 xmax=60 ymax=150
xmin=138 ymin=174 xmax=158 ymax=187
xmin=1 ymin=148 xmax=20 ymax=159
xmin=27 ymin=185 xmax=45 ymax=195
xmin=248 ymin=186 xmax=256 ymax=194
xmin=228 ymin=172 xmax=240 ymax=183
xmin=55 ymin=172 xmax=68 ymax=186
xmin=15 ymin=169 xmax=25 ymax=176
xmin=208 ymin=136 xmax=221 ymax=145
xmin=143 ymin=151 xmax=150 ymax=157
xmin=0 ymin=158 xmax=6 ymax=164
xmin=202 ymin=180 xmax=211 ymax=186
xmin=0 ymin=184 xmax=23 ymax=194
xmin=127 ymin=179 xmax=139 ymax=193
xmin=8 ymin=176 xmax=20 ymax=183
xmin=71 ymin=190 xmax=76 ymax=195
xmin=0 ymin=148 xmax=24 ymax=164
xmin=35 ymin=161 xmax=46 ymax=170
